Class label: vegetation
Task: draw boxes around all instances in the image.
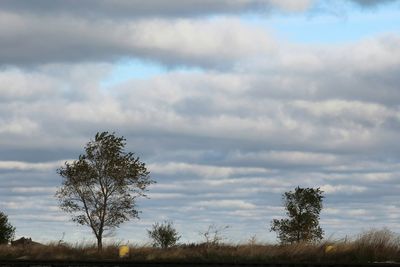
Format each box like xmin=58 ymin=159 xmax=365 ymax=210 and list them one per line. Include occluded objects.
xmin=148 ymin=221 xmax=181 ymax=248
xmin=56 ymin=132 xmax=154 ymax=250
xmin=271 ymin=187 xmax=324 ymax=244
xmin=1 ymin=229 xmax=400 ymax=263
xmin=1 ymin=147 xmax=389 ymax=265
xmin=0 ymin=211 xmax=15 ymax=244
xmin=200 ymin=224 xmax=230 ymax=247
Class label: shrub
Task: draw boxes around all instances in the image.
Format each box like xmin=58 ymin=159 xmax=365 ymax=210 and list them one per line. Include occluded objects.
xmin=147 ymin=221 xmax=181 ymax=249
xmin=200 ymin=224 xmax=230 ymax=247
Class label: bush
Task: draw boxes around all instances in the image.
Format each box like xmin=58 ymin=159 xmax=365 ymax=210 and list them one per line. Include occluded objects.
xmin=200 ymin=224 xmax=229 ymax=247
xmin=352 ymin=228 xmax=400 ymax=262
xmin=147 ymin=221 xmax=181 ymax=249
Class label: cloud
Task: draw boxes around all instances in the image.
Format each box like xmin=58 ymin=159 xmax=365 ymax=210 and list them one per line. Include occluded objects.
xmin=0 ymin=160 xmax=65 ymax=171
xmin=11 ymin=214 xmax=68 ymax=223
xmin=146 ymin=193 xmax=186 ymax=200
xmin=2 ymin=8 xmax=399 ymax=69
xmin=0 ymin=118 xmax=39 ymax=136
xmin=347 ymin=0 xmax=400 ymax=7
xmin=10 ymin=187 xmax=57 ymax=194
xmin=0 ymin=15 xmax=276 ymax=68
xmin=0 ymin=0 xmax=312 ymax=18
xmin=1 ymin=0 xmax=397 ymax=19
xmin=320 ymin=184 xmax=368 ymax=194
xmin=196 ymin=200 xmax=257 ymax=210
xmin=1 ymin=32 xmax=399 ymax=163
xmin=227 ymin=150 xmax=340 ymax=169
xmin=150 ymin=162 xmax=271 ymax=178
xmin=0 ymin=69 xmax=59 ymax=101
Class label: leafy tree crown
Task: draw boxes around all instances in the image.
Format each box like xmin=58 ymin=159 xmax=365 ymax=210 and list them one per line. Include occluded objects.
xmin=0 ymin=211 xmax=15 ymax=244
xmin=56 ymin=131 xmax=154 ymax=249
xmin=271 ymin=186 xmax=324 ymax=244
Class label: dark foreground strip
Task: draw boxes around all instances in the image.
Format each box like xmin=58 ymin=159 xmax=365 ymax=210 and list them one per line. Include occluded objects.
xmin=0 ymin=260 xmax=399 ymax=267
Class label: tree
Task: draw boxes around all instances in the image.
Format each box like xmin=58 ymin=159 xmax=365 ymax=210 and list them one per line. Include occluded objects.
xmin=0 ymin=211 xmax=15 ymax=244
xmin=270 ymin=186 xmax=324 ymax=244
xmin=147 ymin=221 xmax=181 ymax=248
xmin=56 ymin=132 xmax=154 ymax=250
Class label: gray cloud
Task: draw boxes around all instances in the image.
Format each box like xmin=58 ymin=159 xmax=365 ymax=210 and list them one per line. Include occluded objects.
xmin=0 ymin=0 xmax=397 ymax=19
xmin=0 ymin=0 xmax=311 ymax=18
xmin=0 ymin=14 xmax=275 ymax=67
xmin=348 ymin=0 xmax=399 ymax=7
xmin=1 ymin=1 xmax=398 ymax=67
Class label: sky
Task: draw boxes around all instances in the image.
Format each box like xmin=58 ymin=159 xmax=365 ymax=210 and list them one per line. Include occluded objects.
xmin=0 ymin=0 xmax=400 ymax=245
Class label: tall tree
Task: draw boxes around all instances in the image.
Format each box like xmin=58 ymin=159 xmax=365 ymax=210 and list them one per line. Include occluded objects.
xmin=270 ymin=186 xmax=324 ymax=244
xmin=0 ymin=211 xmax=15 ymax=244
xmin=56 ymin=132 xmax=154 ymax=250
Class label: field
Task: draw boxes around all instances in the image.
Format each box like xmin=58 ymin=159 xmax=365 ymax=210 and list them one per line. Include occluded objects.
xmin=0 ymin=229 xmax=399 ymax=263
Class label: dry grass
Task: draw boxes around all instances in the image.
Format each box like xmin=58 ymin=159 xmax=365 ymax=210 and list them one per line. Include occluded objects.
xmin=1 ymin=229 xmax=399 ymax=263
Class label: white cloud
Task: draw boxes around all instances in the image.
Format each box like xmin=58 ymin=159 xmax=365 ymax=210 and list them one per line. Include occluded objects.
xmin=130 ymin=18 xmax=276 ymax=67
xmin=324 ymin=208 xmax=340 ymax=215
xmin=0 ymin=118 xmax=40 ymax=135
xmin=150 ymin=162 xmax=271 ymax=178
xmin=292 ymin=100 xmax=394 ymax=124
xmin=228 ymin=150 xmax=339 ymax=167
xmin=196 ymin=200 xmax=257 ymax=210
xmin=12 ymin=214 xmax=68 ymax=222
xmin=146 ymin=192 xmax=186 ymax=200
xmin=0 ymin=68 xmax=58 ymax=100
xmin=269 ymin=0 xmax=313 ymax=11
xmin=343 ymin=35 xmax=400 ymax=73
xmin=10 ymin=187 xmax=57 ymax=194
xmin=362 ymin=173 xmax=395 ymax=182
xmin=321 ymin=184 xmax=368 ymax=194
xmin=0 ymin=160 xmax=66 ymax=171
xmin=347 ymin=209 xmax=368 ymax=216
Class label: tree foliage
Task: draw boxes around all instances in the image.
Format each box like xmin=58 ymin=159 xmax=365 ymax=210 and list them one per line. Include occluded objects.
xmin=0 ymin=211 xmax=15 ymax=244
xmin=270 ymin=186 xmax=324 ymax=244
xmin=147 ymin=221 xmax=181 ymax=248
xmin=56 ymin=132 xmax=154 ymax=250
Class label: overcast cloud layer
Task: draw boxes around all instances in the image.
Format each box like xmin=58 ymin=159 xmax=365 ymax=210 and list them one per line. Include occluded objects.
xmin=0 ymin=1 xmax=400 ymax=244
xmin=0 ymin=0 xmax=312 ymax=18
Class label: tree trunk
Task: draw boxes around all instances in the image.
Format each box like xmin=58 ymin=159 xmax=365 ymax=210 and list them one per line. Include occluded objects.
xmin=97 ymin=235 xmax=103 ymax=251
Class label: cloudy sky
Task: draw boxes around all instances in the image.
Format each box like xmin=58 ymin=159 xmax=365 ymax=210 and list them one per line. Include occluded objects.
xmin=1 ymin=0 xmax=400 ymax=245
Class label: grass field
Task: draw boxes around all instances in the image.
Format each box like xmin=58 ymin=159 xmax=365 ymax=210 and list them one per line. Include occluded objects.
xmin=0 ymin=229 xmax=399 ymax=263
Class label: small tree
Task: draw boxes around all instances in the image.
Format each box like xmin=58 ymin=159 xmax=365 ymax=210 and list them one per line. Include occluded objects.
xmin=270 ymin=186 xmax=324 ymax=244
xmin=0 ymin=211 xmax=15 ymax=244
xmin=56 ymin=132 xmax=154 ymax=250
xmin=147 ymin=221 xmax=181 ymax=248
